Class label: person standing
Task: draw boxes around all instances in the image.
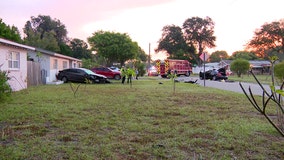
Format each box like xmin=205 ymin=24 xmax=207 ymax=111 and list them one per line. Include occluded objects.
xmin=120 ymin=66 xmax=126 ymax=84
xmin=127 ymin=67 xmax=134 ymax=84
xmin=135 ymin=69 xmax=139 ymax=80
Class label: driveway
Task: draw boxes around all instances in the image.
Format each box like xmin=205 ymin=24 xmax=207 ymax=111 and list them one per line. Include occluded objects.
xmin=176 ymin=76 xmax=276 ymax=96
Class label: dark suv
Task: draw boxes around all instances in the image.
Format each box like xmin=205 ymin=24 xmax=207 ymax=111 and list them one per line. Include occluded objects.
xmin=91 ymin=67 xmax=121 ymax=80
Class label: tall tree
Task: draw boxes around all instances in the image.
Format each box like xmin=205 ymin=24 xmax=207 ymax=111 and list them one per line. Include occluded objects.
xmin=69 ymin=38 xmax=92 ymax=59
xmin=24 ymin=27 xmax=60 ymax=52
xmin=183 ymin=16 xmax=216 ymax=66
xmin=156 ymin=25 xmax=195 ymax=60
xmin=230 ymin=51 xmax=259 ymax=60
xmin=0 ymin=18 xmax=22 ymax=42
xmin=209 ymin=50 xmax=229 ymax=62
xmin=23 ymin=15 xmax=68 ymax=53
xmin=246 ymin=19 xmax=284 ymax=58
xmin=88 ymin=31 xmax=139 ymax=66
xmin=59 ymin=43 xmax=73 ymax=57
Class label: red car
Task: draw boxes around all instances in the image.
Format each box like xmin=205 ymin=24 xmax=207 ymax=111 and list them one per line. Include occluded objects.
xmin=91 ymin=67 xmax=121 ymax=80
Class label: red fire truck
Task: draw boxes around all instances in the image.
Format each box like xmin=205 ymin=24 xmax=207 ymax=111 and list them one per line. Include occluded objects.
xmin=155 ymin=59 xmax=192 ymax=78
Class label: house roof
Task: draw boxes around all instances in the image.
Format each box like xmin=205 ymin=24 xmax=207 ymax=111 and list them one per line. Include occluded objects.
xmin=0 ymin=38 xmax=35 ymax=51
xmin=0 ymin=38 xmax=81 ymax=62
xmin=205 ymin=62 xmax=220 ymax=68
xmin=220 ymin=60 xmax=233 ymax=65
xmin=219 ymin=59 xmax=271 ymax=67
xmin=249 ymin=60 xmax=271 ymax=67
xmin=35 ymin=48 xmax=82 ymax=62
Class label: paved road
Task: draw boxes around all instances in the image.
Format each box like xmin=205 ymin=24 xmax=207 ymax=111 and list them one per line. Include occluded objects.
xmin=176 ymin=76 xmax=276 ymax=96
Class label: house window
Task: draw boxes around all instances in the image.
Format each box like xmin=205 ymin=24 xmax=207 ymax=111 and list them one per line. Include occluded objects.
xmin=63 ymin=61 xmax=68 ymax=69
xmin=8 ymin=51 xmax=20 ymax=69
xmin=53 ymin=59 xmax=58 ymax=69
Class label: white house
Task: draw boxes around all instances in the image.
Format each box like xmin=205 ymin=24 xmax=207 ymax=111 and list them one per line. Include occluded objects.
xmin=192 ymin=62 xmax=220 ymax=74
xmin=27 ymin=48 xmax=82 ymax=84
xmin=0 ymin=38 xmax=35 ymax=91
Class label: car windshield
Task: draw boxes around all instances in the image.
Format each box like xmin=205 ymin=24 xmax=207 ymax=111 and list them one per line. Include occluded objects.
xmin=81 ymin=68 xmax=94 ymax=74
xmin=109 ymin=67 xmax=119 ymax=71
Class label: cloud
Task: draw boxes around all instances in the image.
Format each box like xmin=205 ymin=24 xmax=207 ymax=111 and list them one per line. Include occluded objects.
xmin=1 ymin=0 xmax=284 ymax=58
xmin=0 ymin=0 xmax=173 ymax=36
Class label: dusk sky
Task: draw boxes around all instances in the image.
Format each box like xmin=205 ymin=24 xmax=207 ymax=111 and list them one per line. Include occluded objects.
xmin=1 ymin=0 xmax=283 ymax=59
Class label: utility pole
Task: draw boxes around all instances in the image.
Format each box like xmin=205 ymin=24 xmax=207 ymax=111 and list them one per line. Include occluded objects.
xmin=199 ymin=52 xmax=208 ymax=87
xmin=148 ymin=43 xmax=151 ymax=69
xmin=203 ymin=52 xmax=206 ymax=87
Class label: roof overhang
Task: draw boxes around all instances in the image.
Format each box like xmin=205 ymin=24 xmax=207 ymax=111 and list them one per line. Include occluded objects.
xmin=0 ymin=38 xmax=35 ymax=51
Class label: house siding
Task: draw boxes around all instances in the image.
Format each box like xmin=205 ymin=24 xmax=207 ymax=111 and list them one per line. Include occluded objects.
xmin=0 ymin=44 xmax=28 ymax=91
xmin=49 ymin=57 xmax=80 ymax=82
xmin=50 ymin=57 xmax=60 ymax=82
xmin=27 ymin=49 xmax=81 ymax=84
xmin=1 ymin=38 xmax=82 ymax=89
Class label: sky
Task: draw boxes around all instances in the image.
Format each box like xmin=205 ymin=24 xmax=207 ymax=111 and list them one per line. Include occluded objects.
xmin=1 ymin=0 xmax=283 ymax=60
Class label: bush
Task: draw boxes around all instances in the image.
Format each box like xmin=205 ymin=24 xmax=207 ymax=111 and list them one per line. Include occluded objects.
xmin=0 ymin=70 xmax=12 ymax=102
xmin=230 ymin=59 xmax=250 ymax=77
xmin=135 ymin=62 xmax=146 ymax=77
xmin=81 ymin=58 xmax=98 ymax=69
xmin=274 ymin=61 xmax=284 ymax=81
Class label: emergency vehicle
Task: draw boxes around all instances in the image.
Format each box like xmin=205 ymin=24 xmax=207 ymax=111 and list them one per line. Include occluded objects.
xmin=155 ymin=59 xmax=192 ymax=78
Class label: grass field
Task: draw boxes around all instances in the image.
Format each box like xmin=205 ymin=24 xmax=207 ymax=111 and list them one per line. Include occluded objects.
xmin=227 ymin=74 xmax=276 ymax=84
xmin=192 ymin=73 xmax=279 ymax=85
xmin=1 ymin=77 xmax=284 ymax=159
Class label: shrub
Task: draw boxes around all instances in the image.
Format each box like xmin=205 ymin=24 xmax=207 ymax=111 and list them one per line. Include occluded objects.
xmin=230 ymin=59 xmax=250 ymax=77
xmin=81 ymin=58 xmax=98 ymax=69
xmin=274 ymin=61 xmax=284 ymax=81
xmin=240 ymin=56 xmax=284 ymax=136
xmin=0 ymin=70 xmax=12 ymax=102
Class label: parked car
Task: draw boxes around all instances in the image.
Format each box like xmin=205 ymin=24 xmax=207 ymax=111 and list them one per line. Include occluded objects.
xmin=199 ymin=67 xmax=228 ymax=81
xmin=109 ymin=66 xmax=120 ymax=72
xmin=91 ymin=67 xmax=121 ymax=80
xmin=56 ymin=68 xmax=110 ymax=83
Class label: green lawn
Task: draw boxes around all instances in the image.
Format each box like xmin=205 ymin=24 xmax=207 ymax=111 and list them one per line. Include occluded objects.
xmin=193 ymin=73 xmax=279 ymax=85
xmin=228 ymin=74 xmax=275 ymax=84
xmin=1 ymin=78 xmax=283 ymax=159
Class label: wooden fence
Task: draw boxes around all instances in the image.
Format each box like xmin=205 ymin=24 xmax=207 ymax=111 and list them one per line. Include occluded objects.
xmin=27 ymin=61 xmax=42 ymax=87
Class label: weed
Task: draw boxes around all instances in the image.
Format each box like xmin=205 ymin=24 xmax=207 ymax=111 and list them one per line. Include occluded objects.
xmin=0 ymin=70 xmax=12 ymax=102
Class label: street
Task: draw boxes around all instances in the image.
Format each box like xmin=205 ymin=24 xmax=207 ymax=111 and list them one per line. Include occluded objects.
xmin=176 ymin=76 xmax=276 ymax=96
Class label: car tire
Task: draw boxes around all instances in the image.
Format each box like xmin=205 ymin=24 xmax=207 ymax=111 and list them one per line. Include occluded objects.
xmin=62 ymin=77 xmax=68 ymax=83
xmin=114 ymin=74 xmax=121 ymax=80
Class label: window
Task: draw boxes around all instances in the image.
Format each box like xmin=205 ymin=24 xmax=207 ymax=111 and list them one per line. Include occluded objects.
xmin=63 ymin=61 xmax=68 ymax=69
xmin=53 ymin=59 xmax=58 ymax=69
xmin=8 ymin=51 xmax=20 ymax=69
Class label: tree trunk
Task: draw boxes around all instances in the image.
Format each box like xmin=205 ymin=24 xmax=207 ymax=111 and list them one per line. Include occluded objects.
xmin=198 ymin=42 xmax=204 ymax=66
xmin=237 ymin=71 xmax=241 ymax=77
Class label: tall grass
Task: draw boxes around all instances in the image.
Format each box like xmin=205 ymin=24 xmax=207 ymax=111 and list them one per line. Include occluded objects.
xmin=0 ymin=78 xmax=283 ymax=159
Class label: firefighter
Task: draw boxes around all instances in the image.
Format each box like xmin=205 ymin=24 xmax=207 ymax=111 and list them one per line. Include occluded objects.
xmin=120 ymin=66 xmax=127 ymax=84
xmin=126 ymin=67 xmax=135 ymax=84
